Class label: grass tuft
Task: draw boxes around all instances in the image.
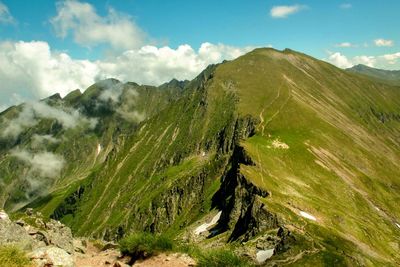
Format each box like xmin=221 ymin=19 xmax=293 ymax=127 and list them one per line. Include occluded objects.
xmin=0 ymin=246 xmax=32 ymax=267
xmin=196 ymin=249 xmax=251 ymax=267
xmin=119 ymin=232 xmax=173 ymax=261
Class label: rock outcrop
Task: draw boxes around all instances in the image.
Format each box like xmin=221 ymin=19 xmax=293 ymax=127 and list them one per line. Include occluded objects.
xmin=0 ymin=209 xmax=75 ymax=266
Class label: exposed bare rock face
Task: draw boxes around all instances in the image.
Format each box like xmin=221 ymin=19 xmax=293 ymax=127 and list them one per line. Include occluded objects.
xmin=0 ymin=209 xmax=75 ymax=266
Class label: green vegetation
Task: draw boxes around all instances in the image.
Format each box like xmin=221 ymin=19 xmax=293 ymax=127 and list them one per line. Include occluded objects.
xmin=119 ymin=233 xmax=173 ymax=260
xmin=195 ymin=249 xmax=250 ymax=267
xmin=119 ymin=232 xmax=251 ymax=266
xmin=0 ymin=246 xmax=31 ymax=267
xmin=1 ymin=48 xmax=400 ymax=265
xmin=91 ymin=239 xmax=107 ymax=251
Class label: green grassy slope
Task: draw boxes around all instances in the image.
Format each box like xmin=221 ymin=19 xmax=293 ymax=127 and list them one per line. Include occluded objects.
xmin=0 ymin=79 xmax=184 ymax=211
xmin=212 ymin=48 xmax=400 ymax=265
xmin=3 ymin=48 xmax=400 ymax=266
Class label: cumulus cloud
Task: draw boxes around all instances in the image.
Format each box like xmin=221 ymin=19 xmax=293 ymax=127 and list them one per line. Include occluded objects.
xmin=335 ymin=42 xmax=355 ymax=48
xmin=116 ymin=89 xmax=145 ymax=122
xmin=97 ymin=81 xmax=145 ymax=122
xmin=326 ymin=51 xmax=400 ymax=69
xmin=1 ymin=101 xmax=97 ymax=138
xmin=374 ymin=38 xmax=394 ymax=47
xmin=382 ymin=52 xmax=400 ymax=65
xmin=11 ymin=149 xmax=65 ymax=178
xmin=0 ymin=40 xmax=98 ymax=106
xmin=10 ymin=149 xmax=65 ymax=202
xmin=270 ymin=5 xmax=307 ymax=18
xmin=31 ymin=134 xmax=60 ymax=148
xmin=97 ymin=43 xmax=255 ymax=85
xmin=327 ymin=52 xmax=353 ymax=68
xmin=0 ymin=1 xmax=15 ymax=24
xmin=340 ymin=3 xmax=352 ymax=9
xmin=51 ymin=0 xmax=145 ymax=50
xmin=0 ymin=40 xmax=255 ymax=110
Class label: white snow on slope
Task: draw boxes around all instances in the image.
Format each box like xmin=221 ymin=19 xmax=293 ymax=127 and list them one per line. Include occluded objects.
xmin=96 ymin=144 xmax=102 ymax=156
xmin=300 ymin=211 xmax=317 ymax=221
xmin=256 ymin=249 xmax=274 ymax=263
xmin=194 ymin=211 xmax=222 ymax=235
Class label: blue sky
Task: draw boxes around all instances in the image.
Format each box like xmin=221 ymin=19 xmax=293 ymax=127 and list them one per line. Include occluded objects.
xmin=2 ymin=0 xmax=399 ymax=59
xmin=0 ymin=0 xmax=399 ymax=109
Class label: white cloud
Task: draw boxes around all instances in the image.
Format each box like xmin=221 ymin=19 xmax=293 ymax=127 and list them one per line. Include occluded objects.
xmin=353 ymin=55 xmax=376 ymax=67
xmin=50 ymin=0 xmax=145 ymax=50
xmin=97 ymin=81 xmax=145 ymax=122
xmin=340 ymin=3 xmax=352 ymax=9
xmin=11 ymin=149 xmax=65 ymax=201
xmin=0 ymin=40 xmax=255 ymax=110
xmin=0 ymin=1 xmax=15 ymax=24
xmin=335 ymin=42 xmax=355 ymax=48
xmin=270 ymin=5 xmax=307 ymax=18
xmin=382 ymin=52 xmax=400 ymax=65
xmin=374 ymin=38 xmax=394 ymax=47
xmin=11 ymin=150 xmax=65 ymax=178
xmin=1 ymin=101 xmax=97 ymax=138
xmin=31 ymin=134 xmax=60 ymax=148
xmin=0 ymin=40 xmax=98 ymax=105
xmin=326 ymin=51 xmax=400 ymax=69
xmin=327 ymin=52 xmax=353 ymax=68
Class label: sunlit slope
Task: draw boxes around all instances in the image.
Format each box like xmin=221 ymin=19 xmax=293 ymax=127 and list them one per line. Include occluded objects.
xmin=213 ymin=48 xmax=400 ymax=264
xmin=0 ymin=79 xmax=184 ymax=211
xmin=55 ymin=66 xmax=251 ymax=238
xmin=22 ymin=48 xmax=400 ymax=265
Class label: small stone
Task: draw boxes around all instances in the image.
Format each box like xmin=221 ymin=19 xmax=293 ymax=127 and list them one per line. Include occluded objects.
xmin=26 ymin=208 xmax=33 ymax=216
xmin=0 ymin=211 xmax=9 ymax=220
xmin=15 ymin=219 xmax=25 ymax=226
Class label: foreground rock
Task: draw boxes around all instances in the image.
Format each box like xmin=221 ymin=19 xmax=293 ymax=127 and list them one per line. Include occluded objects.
xmin=0 ymin=212 xmax=35 ymax=250
xmin=29 ymin=246 xmax=74 ymax=267
xmin=0 ymin=209 xmax=75 ymax=266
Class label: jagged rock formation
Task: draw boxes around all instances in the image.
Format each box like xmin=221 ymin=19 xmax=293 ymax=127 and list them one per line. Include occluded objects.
xmin=0 ymin=209 xmax=75 ymax=266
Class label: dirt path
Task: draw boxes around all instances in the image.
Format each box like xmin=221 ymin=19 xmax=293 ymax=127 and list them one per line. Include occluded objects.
xmin=133 ymin=253 xmax=196 ymax=267
xmin=74 ymin=242 xmax=125 ymax=267
xmin=258 ymin=80 xmax=284 ymax=136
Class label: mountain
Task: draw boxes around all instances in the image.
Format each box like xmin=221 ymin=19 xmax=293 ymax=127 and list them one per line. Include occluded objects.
xmin=347 ymin=64 xmax=400 ymax=85
xmin=1 ymin=48 xmax=400 ymax=266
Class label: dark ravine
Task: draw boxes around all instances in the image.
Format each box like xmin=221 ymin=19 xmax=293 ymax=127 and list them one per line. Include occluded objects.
xmin=212 ymin=144 xmax=279 ymax=242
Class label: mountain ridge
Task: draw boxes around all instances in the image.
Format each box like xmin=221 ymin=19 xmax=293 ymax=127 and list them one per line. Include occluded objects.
xmin=1 ymin=47 xmax=400 ymax=266
xmin=346 ymin=64 xmax=400 ymax=85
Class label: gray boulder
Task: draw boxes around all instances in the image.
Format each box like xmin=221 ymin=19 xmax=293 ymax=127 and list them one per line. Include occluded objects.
xmin=29 ymin=246 xmax=75 ymax=267
xmin=0 ymin=214 xmax=35 ymax=250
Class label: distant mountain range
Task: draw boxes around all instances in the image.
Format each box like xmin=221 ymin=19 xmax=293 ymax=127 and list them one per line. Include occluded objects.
xmin=1 ymin=48 xmax=399 ymax=266
xmin=347 ymin=64 xmax=400 ymax=85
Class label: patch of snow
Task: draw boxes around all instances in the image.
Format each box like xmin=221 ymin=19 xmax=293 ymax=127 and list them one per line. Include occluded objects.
xmin=0 ymin=211 xmax=9 ymax=220
xmin=300 ymin=211 xmax=317 ymax=221
xmin=96 ymin=144 xmax=102 ymax=156
xmin=194 ymin=211 xmax=222 ymax=235
xmin=256 ymin=249 xmax=274 ymax=263
xmin=395 ymin=223 xmax=400 ymax=229
xmin=272 ymin=139 xmax=289 ymax=149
